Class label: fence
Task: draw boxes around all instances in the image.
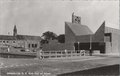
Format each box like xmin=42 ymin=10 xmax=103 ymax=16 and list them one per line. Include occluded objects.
xmin=0 ymin=48 xmax=90 ymax=58
xmin=38 ymin=50 xmax=90 ymax=59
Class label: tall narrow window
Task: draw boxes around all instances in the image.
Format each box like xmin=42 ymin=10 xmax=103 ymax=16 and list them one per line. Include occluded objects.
xmin=32 ymin=44 xmax=34 ymax=48
xmin=35 ymin=44 xmax=37 ymax=48
xmin=28 ymin=44 xmax=30 ymax=48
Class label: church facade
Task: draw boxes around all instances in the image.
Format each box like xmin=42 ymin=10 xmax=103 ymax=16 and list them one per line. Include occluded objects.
xmin=0 ymin=25 xmax=41 ymax=53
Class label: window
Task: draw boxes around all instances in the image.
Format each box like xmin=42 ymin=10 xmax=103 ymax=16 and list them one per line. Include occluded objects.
xmin=6 ymin=41 xmax=9 ymax=43
xmin=104 ymin=33 xmax=112 ymax=42
xmin=13 ymin=41 xmax=16 ymax=43
xmin=35 ymin=44 xmax=37 ymax=48
xmin=30 ymin=44 xmax=38 ymax=48
xmin=28 ymin=44 xmax=30 ymax=48
xmin=3 ymin=41 xmax=5 ymax=43
xmin=32 ymin=44 xmax=34 ymax=48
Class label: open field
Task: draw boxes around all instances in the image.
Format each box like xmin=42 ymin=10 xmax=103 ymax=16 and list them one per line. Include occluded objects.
xmin=0 ymin=56 xmax=120 ymax=76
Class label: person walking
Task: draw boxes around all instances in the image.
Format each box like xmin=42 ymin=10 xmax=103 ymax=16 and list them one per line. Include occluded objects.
xmin=36 ymin=47 xmax=43 ymax=59
xmin=64 ymin=49 xmax=67 ymax=57
xmin=39 ymin=47 xmax=43 ymax=59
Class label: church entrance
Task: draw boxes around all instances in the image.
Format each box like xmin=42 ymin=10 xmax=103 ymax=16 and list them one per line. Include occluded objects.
xmin=74 ymin=42 xmax=105 ymax=53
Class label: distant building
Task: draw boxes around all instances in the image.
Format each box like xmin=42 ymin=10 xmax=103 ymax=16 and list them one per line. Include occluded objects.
xmin=0 ymin=25 xmax=41 ymax=52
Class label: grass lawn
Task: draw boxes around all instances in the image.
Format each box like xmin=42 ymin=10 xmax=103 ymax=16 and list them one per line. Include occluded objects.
xmin=57 ymin=64 xmax=120 ymax=76
xmin=0 ymin=56 xmax=120 ymax=76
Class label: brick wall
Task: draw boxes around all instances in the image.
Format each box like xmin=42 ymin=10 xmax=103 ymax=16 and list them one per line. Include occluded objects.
xmin=119 ymin=35 xmax=120 ymax=56
xmin=105 ymin=27 xmax=120 ymax=55
xmin=25 ymin=40 xmax=40 ymax=52
xmin=105 ymin=33 xmax=119 ymax=55
xmin=111 ymin=33 xmax=119 ymax=55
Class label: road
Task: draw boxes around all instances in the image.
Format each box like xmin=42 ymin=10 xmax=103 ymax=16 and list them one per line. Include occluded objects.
xmin=0 ymin=56 xmax=120 ymax=76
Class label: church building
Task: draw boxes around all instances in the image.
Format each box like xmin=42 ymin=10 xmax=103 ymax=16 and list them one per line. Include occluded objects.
xmin=65 ymin=13 xmax=120 ymax=55
xmin=0 ymin=25 xmax=41 ymax=53
xmin=43 ymin=13 xmax=120 ymax=56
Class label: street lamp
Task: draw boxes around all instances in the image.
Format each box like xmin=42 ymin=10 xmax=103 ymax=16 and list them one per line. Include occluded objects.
xmin=90 ymin=35 xmax=92 ymax=56
xmin=78 ymin=42 xmax=79 ymax=51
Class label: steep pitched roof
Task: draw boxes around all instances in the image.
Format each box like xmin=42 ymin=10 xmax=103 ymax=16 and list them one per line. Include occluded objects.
xmin=92 ymin=21 xmax=105 ymax=42
xmin=65 ymin=22 xmax=93 ymax=36
xmin=16 ymin=35 xmax=41 ymax=40
xmin=0 ymin=35 xmax=41 ymax=40
xmin=0 ymin=35 xmax=16 ymax=40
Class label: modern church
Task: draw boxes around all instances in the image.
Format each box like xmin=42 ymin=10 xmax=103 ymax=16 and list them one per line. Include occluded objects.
xmin=43 ymin=13 xmax=120 ymax=56
xmin=65 ymin=13 xmax=120 ymax=55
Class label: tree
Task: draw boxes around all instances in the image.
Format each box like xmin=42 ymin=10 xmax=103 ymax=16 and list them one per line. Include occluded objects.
xmin=41 ymin=31 xmax=57 ymax=45
xmin=57 ymin=34 xmax=65 ymax=43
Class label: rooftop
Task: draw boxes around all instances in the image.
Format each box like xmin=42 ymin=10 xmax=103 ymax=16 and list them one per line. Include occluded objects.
xmin=0 ymin=35 xmax=41 ymax=40
xmin=65 ymin=22 xmax=93 ymax=36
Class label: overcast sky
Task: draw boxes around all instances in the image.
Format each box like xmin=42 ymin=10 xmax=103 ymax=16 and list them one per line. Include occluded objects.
xmin=0 ymin=0 xmax=119 ymax=36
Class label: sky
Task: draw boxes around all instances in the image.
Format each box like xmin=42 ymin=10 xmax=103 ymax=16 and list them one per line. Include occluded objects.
xmin=0 ymin=0 xmax=119 ymax=36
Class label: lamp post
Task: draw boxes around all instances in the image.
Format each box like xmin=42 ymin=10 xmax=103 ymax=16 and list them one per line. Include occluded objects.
xmin=73 ymin=46 xmax=75 ymax=51
xmin=90 ymin=35 xmax=92 ymax=56
xmin=78 ymin=42 xmax=79 ymax=52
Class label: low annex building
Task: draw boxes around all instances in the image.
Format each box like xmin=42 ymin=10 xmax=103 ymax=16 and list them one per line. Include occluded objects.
xmin=0 ymin=25 xmax=41 ymax=52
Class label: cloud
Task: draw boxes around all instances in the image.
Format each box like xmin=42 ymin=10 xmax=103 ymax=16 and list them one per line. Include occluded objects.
xmin=0 ymin=0 xmax=119 ymax=35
